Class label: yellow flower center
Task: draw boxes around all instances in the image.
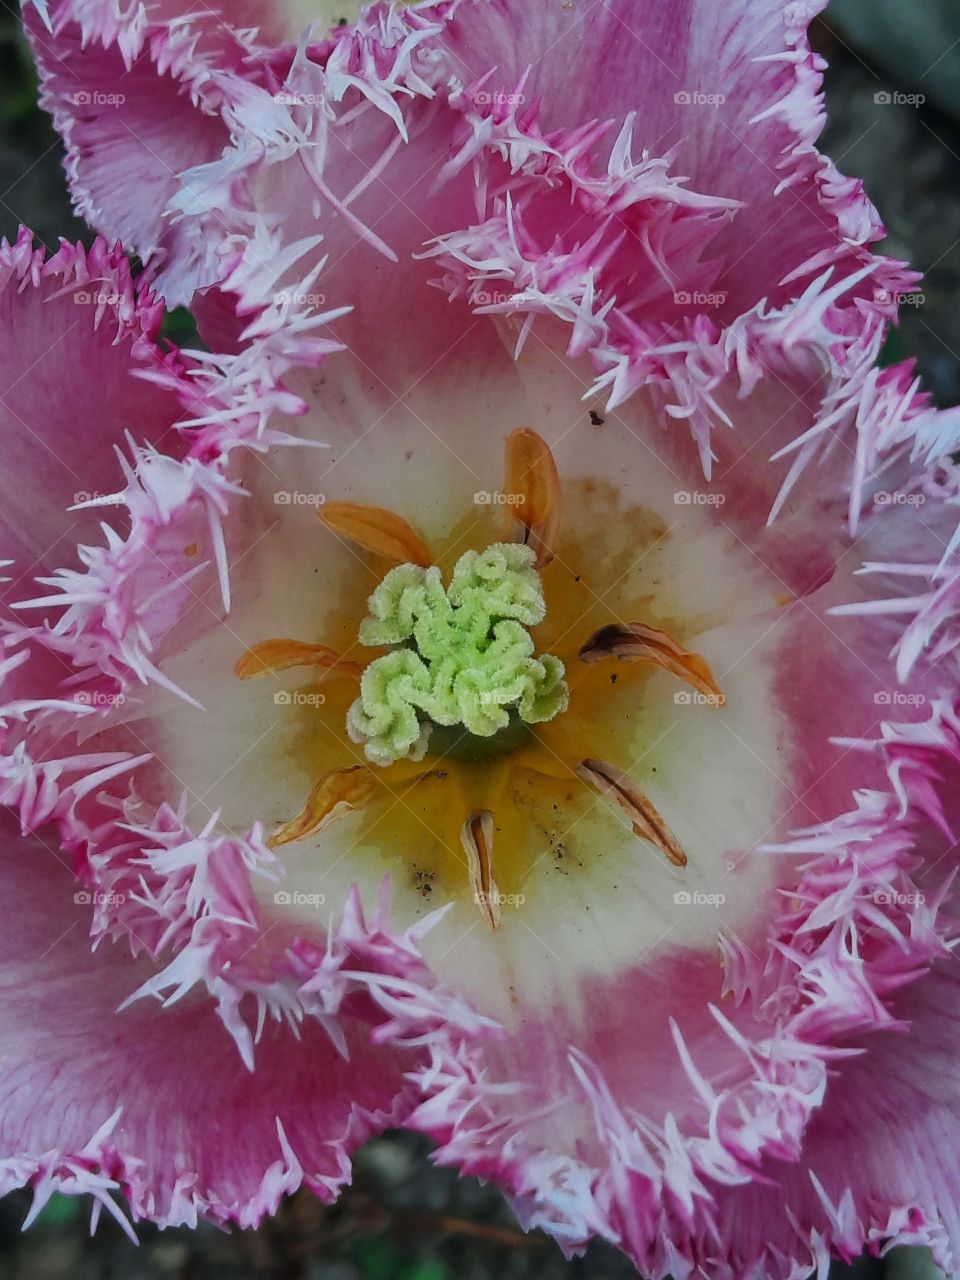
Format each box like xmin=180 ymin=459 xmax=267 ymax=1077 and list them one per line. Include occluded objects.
xmin=235 ymin=429 xmax=725 ymax=928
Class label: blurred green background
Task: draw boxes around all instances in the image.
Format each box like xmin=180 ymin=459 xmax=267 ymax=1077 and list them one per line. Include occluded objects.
xmin=0 ymin=2 xmax=957 ymax=1277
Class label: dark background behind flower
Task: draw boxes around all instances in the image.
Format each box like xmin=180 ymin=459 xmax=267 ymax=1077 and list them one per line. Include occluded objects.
xmin=0 ymin=2 xmax=955 ymax=1278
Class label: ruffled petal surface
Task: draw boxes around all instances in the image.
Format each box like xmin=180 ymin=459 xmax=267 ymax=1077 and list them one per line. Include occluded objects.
xmin=702 ymin=956 xmax=960 ymax=1279
xmin=8 ymin=0 xmax=960 ymax=1272
xmin=23 ymin=1 xmax=233 ymax=290
xmin=0 ymin=813 xmax=419 ymax=1230
xmin=25 ymin=0 xmax=915 ymax=399
xmin=3 ymin=236 xmax=953 ymax=1273
xmin=0 ymin=229 xmax=175 ymax=584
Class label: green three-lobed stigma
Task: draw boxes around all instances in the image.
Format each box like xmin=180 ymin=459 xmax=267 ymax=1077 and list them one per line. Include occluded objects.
xmin=347 ymin=542 xmax=569 ymax=765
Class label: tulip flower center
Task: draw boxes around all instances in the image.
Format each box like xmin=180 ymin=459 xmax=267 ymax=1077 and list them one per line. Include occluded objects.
xmin=346 ymin=543 xmax=569 ymax=766
xmin=234 ymin=428 xmax=736 ymax=929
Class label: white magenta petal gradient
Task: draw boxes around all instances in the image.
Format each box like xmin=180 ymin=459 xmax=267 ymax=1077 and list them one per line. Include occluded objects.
xmin=21 ymin=0 xmax=361 ymax=301
xmin=5 ymin=0 xmax=960 ymax=1274
xmin=24 ymin=0 xmax=919 ymax=459
xmin=0 ymin=815 xmax=423 ymax=1230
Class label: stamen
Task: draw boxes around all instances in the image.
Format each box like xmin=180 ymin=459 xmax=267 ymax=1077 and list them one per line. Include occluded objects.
xmin=268 ymin=764 xmax=377 ymax=847
xmin=460 ymin=808 xmax=501 ymax=930
xmin=318 ymin=502 xmax=432 ymax=567
xmin=579 ymin=623 xmax=724 ymax=705
xmin=576 ymin=758 xmax=688 ymax=867
xmin=504 ymin=428 xmax=562 ymax=568
xmin=235 ymin=638 xmax=363 ymax=681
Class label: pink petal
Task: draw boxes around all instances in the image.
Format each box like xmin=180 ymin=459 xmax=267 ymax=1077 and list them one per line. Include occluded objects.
xmin=0 ymin=230 xmax=174 ymax=592
xmin=9 ymin=3 xmax=960 ymax=1268
xmin=708 ymin=959 xmax=960 ymax=1276
xmin=0 ymin=812 xmax=421 ymax=1229
xmin=23 ymin=2 xmax=233 ymax=293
